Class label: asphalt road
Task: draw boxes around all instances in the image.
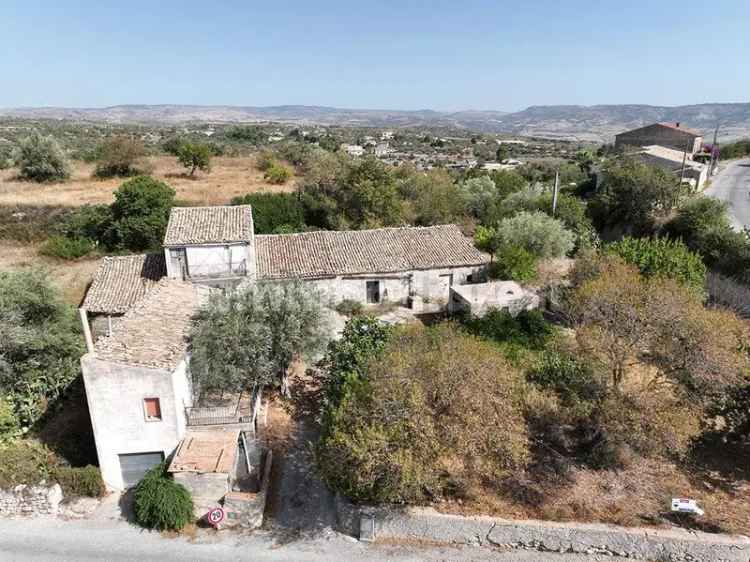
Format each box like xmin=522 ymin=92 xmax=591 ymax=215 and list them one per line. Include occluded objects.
xmin=0 ymin=518 xmax=615 ymax=562
xmin=704 ymin=158 xmax=750 ymax=231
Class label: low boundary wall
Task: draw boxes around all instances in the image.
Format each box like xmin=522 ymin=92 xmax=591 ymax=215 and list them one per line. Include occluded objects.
xmin=0 ymin=484 xmax=63 ymax=518
xmin=335 ymin=500 xmax=750 ymax=561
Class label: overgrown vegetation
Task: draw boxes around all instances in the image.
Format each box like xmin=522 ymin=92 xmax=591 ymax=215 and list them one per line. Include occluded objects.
xmin=0 ymin=440 xmax=103 ymax=497
xmin=0 ymin=269 xmax=84 ymax=430
xmin=316 ymin=322 xmax=528 ymax=503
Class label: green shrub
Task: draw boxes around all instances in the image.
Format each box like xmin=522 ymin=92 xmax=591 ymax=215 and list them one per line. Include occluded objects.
xmin=51 ymin=465 xmax=104 ymax=498
xmin=40 ymin=235 xmax=95 ymax=260
xmin=463 ymin=308 xmax=553 ymax=350
xmin=13 ymin=132 xmax=71 ymax=182
xmin=0 ymin=397 xmax=19 ymax=437
xmin=264 ymin=162 xmax=292 ymax=184
xmin=335 ymin=299 xmax=364 ymax=317
xmin=134 ymin=463 xmax=193 ymax=531
xmin=607 ymin=237 xmax=707 ymax=294
xmin=528 ymin=350 xmax=602 ymax=405
xmin=106 ymin=176 xmax=175 ymax=251
xmin=491 ymin=244 xmax=538 ymax=282
xmin=230 ymin=192 xmax=305 ymax=234
xmin=0 ymin=440 xmax=58 ymax=488
xmin=93 ymin=136 xmax=147 ymax=178
xmin=254 ymin=150 xmax=276 ymax=171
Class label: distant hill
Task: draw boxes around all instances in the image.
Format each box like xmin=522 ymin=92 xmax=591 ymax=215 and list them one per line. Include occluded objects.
xmin=493 ymin=103 xmax=750 ymax=142
xmin=2 ymin=103 xmax=749 ymax=142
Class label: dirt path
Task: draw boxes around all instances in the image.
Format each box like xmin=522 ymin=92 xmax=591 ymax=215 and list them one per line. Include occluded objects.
xmin=263 ymin=368 xmax=337 ymax=537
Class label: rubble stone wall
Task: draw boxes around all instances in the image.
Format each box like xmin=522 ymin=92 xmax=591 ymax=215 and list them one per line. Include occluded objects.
xmin=0 ymin=484 xmax=63 ymax=517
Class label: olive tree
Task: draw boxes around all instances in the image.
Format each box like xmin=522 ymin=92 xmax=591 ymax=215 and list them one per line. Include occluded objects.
xmin=13 ymin=132 xmax=71 ymax=182
xmin=190 ymin=282 xmax=330 ymax=398
xmin=493 ymin=211 xmax=575 ymax=259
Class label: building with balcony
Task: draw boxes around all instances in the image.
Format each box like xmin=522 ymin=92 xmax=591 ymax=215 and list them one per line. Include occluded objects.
xmin=163 ymin=205 xmax=256 ymax=283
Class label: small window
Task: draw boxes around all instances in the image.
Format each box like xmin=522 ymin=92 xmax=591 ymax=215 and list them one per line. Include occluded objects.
xmin=366 ymin=280 xmax=381 ymax=304
xmin=143 ymin=398 xmax=162 ymax=421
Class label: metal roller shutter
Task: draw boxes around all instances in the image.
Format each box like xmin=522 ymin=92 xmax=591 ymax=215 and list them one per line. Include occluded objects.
xmin=118 ymin=452 xmax=165 ymax=488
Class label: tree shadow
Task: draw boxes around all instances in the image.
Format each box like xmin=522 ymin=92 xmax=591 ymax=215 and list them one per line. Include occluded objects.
xmin=687 ymin=432 xmax=750 ymax=493
xmin=34 ymin=376 xmax=97 ymax=467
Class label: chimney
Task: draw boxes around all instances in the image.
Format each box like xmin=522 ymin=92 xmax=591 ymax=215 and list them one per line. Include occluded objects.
xmin=675 ymin=122 xmax=680 ymax=128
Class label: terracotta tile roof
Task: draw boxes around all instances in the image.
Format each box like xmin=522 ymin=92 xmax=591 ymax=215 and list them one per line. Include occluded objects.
xmin=658 ymin=122 xmax=702 ymax=136
xmin=164 ymin=205 xmax=254 ymax=246
xmin=94 ymin=279 xmax=209 ymax=370
xmin=255 ymin=224 xmax=490 ymax=280
xmin=168 ymin=429 xmax=239 ymax=474
xmin=82 ymin=254 xmax=166 ymax=314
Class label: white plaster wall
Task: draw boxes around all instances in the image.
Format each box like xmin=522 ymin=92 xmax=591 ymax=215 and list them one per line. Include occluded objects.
xmin=81 ymin=355 xmax=190 ymax=491
xmin=171 ymin=359 xmax=192 ymax=439
xmin=184 ymin=244 xmax=249 ymax=278
xmin=301 ymin=265 xmax=485 ymax=310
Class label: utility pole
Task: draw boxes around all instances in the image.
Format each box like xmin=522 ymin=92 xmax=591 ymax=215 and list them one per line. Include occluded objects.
xmin=708 ymin=124 xmax=720 ymax=176
xmin=552 ymin=170 xmax=560 ymax=216
xmin=679 ymin=137 xmax=690 ymax=186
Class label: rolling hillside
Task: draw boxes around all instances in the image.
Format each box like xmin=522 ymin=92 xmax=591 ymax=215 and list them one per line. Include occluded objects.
xmin=2 ymin=103 xmax=749 ymax=142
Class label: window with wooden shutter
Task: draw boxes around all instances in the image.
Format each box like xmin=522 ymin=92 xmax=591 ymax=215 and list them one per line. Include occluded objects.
xmin=143 ymin=398 xmax=162 ymax=421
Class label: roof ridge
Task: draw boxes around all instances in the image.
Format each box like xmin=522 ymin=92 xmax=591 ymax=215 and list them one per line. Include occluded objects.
xmin=171 ymin=204 xmax=252 ymax=210
xmin=255 ymin=223 xmax=459 ymax=240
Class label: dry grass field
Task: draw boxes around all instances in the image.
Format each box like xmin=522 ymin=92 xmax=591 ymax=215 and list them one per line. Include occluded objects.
xmin=0 ymin=155 xmax=298 ymax=303
xmin=0 ymin=241 xmax=101 ymax=305
xmin=0 ymin=155 xmax=297 ymax=207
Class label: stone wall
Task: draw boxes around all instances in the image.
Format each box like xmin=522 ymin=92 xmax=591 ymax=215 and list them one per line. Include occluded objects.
xmin=222 ymin=450 xmax=273 ymax=530
xmin=0 ymin=484 xmax=63 ymax=517
xmin=173 ymin=471 xmax=230 ymax=518
xmin=337 ymin=503 xmax=750 ymax=562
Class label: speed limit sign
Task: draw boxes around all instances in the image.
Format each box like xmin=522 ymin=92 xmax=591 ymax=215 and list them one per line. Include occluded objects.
xmin=206 ymin=506 xmax=225 ymax=527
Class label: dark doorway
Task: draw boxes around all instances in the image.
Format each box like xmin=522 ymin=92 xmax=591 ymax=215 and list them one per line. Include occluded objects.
xmin=366 ymin=280 xmax=381 ymax=304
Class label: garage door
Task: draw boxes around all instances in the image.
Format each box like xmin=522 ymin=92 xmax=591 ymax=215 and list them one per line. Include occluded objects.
xmin=118 ymin=452 xmax=164 ymax=488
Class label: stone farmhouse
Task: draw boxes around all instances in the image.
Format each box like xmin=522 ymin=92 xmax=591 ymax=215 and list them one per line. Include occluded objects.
xmin=614 ymin=122 xmax=703 ymax=154
xmin=613 ymin=122 xmax=708 ymax=190
xmin=79 ymin=205 xmax=497 ymax=494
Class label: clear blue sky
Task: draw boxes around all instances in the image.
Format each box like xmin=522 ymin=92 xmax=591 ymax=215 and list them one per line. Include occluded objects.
xmin=1 ymin=1 xmax=747 ymax=111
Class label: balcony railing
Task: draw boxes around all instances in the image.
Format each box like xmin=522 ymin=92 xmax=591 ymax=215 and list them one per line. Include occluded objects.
xmin=187 ymin=259 xmax=247 ymax=280
xmin=185 ymin=401 xmax=241 ymax=427
xmin=184 ymin=386 xmax=260 ymax=428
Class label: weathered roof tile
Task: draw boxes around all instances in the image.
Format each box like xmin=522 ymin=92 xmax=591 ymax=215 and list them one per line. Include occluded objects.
xmin=82 ymin=254 xmax=166 ymax=314
xmin=256 ymin=224 xmax=490 ymax=280
xmin=164 ymin=206 xmax=254 ymax=246
xmin=94 ymin=279 xmax=209 ymax=370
